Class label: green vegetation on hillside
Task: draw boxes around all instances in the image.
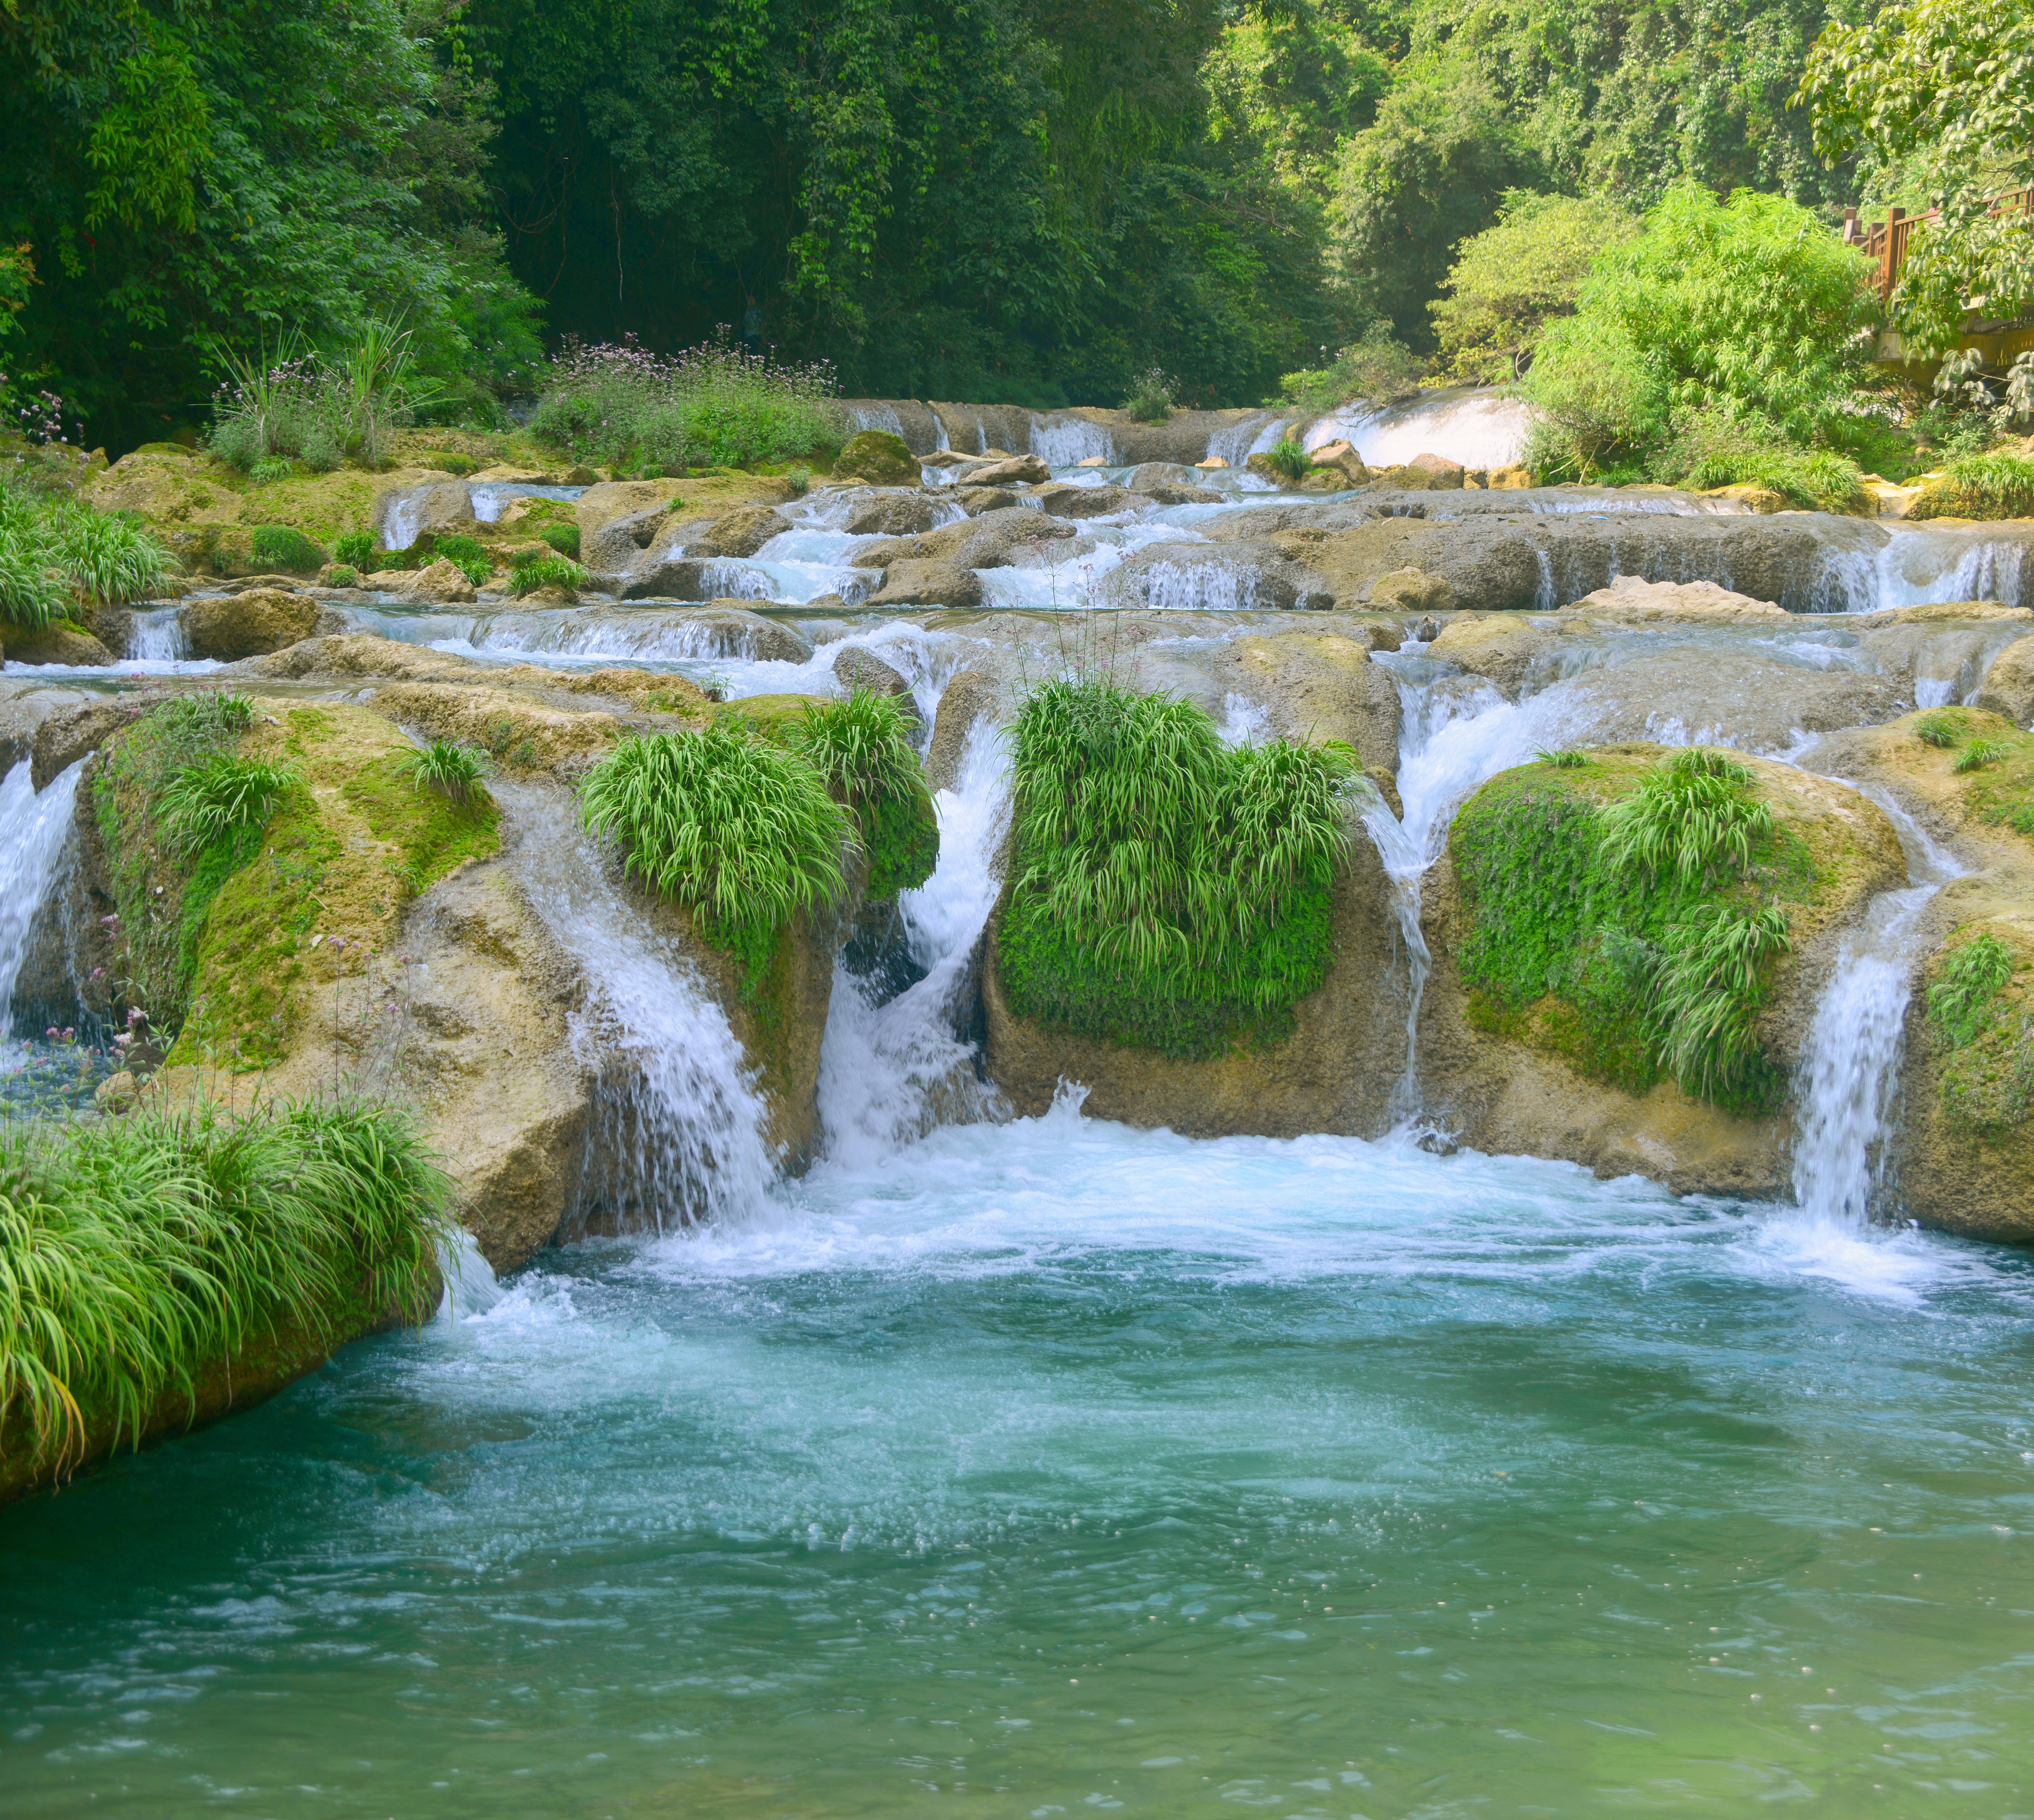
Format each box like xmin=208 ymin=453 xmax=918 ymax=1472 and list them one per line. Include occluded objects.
xmin=1000 ymin=678 xmax=1359 ymax=1059
xmin=0 ymin=488 xmax=170 ymax=627
xmin=1452 ymin=747 xmax=1809 ymax=1113
xmin=0 ymin=1098 xmax=448 ymax=1487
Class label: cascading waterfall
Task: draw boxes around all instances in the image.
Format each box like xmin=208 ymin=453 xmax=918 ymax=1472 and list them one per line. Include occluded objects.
xmin=1789 ymin=784 xmax=1967 ymax=1226
xmin=0 ymin=759 xmax=85 ymax=1047
xmin=817 ymin=722 xmax=1011 ymax=1164
xmin=128 ymin=607 xmax=186 ymax=661
xmin=501 ymin=782 xmax=779 ymax=1231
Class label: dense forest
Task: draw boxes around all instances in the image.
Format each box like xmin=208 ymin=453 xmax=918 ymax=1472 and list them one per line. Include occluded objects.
xmin=0 ymin=0 xmax=2027 ymax=453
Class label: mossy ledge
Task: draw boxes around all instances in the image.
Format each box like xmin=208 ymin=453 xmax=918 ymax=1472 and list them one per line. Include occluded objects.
xmin=1447 ymin=743 xmax=1890 ymax=1116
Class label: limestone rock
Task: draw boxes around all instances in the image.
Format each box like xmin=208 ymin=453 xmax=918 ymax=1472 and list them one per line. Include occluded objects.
xmin=833 ymin=431 xmax=921 ymax=487
xmin=845 ymin=493 xmax=939 ymax=536
xmin=831 ymin=644 xmax=919 ymax=726
xmin=862 ymin=559 xmax=984 ymax=610
xmin=1366 ymin=567 xmax=1455 ymax=614
xmin=1564 ymin=575 xmax=1785 ymax=621
xmin=1032 ymin=482 xmax=1130 ymax=519
xmin=574 ymin=480 xmax=675 ymax=539
xmin=1700 ymin=483 xmax=1786 ymax=514
xmin=94 ymin=1071 xmax=140 ymax=1113
xmin=956 ymin=487 xmax=1019 ymax=515
xmin=179 ymin=588 xmax=336 ymax=659
xmin=928 ymin=670 xmax=1003 ymax=794
xmin=691 ymin=505 xmax=790 ymax=558
xmin=396 ymin=558 xmax=478 ymax=605
xmin=1217 ymin=632 xmax=1402 ymax=771
xmin=1405 ymin=452 xmax=1465 ymax=486
xmin=388 ymin=479 xmax=476 ymax=545
xmin=0 ymin=623 xmax=115 ymax=667
xmin=1427 ymin=614 xmax=1554 ymax=699
xmin=1487 ymin=463 xmax=1533 ymax=489
xmin=1976 ymin=636 xmax=2034 ymax=727
xmin=947 ymin=452 xmax=1050 ymax=487
xmin=30 ymin=697 xmax=150 ymax=788
xmin=1309 ymin=439 xmax=1372 ymax=486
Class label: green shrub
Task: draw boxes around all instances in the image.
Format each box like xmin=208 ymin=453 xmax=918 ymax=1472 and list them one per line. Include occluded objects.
xmin=533 ymin=334 xmax=842 ymax=473
xmin=536 ymin=520 xmax=580 ymax=559
xmin=784 ymin=464 xmax=813 ymax=497
xmin=1276 ymin=323 xmax=1422 ymax=413
xmin=205 ymin=319 xmax=442 ymax=472
xmin=1000 ymin=678 xmax=1358 ymax=1057
xmin=1915 ymin=709 xmax=1967 ymax=748
xmin=159 ymin=754 xmax=300 ymax=855
xmin=1924 ymin=929 xmax=2034 ymax=1129
xmin=427 ymin=532 xmax=489 ymax=565
xmin=0 ymin=1098 xmax=449 ymax=1478
xmin=1535 ymin=747 xmax=1591 ymax=768
xmin=250 ymin=524 xmax=326 ymax=574
xmin=92 ymin=692 xmax=262 ymax=1034
xmin=1648 ymin=903 xmax=1794 ymax=1103
xmin=326 ymin=565 xmax=358 ymax=589
xmin=1263 ymin=438 xmax=1312 ymax=484
xmin=578 ymin=724 xmax=853 ymax=981
xmin=1121 ymin=365 xmax=1177 ymax=424
xmin=248 ymin=456 xmax=293 ymax=486
xmin=1910 ymin=454 xmax=2034 ymax=522
xmin=333 ymin=530 xmax=378 ymax=570
xmin=789 ymin=690 xmax=937 ymax=897
xmin=510 ymin=553 xmax=586 ymax=596
xmin=1954 ymin=738 xmax=2006 ymax=774
xmin=1431 ymin=191 xmax=1640 ymax=385
xmin=1525 ymin=183 xmax=1876 ymax=478
xmin=0 ymin=490 xmax=65 ymax=628
xmin=1658 ymin=410 xmax=1869 ymax=513
xmin=1596 ymin=748 xmax=1775 ymax=890
xmin=400 ymin=738 xmax=489 ymax=807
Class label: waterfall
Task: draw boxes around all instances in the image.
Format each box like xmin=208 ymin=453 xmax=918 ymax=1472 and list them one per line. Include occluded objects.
xmin=0 ymin=758 xmax=85 ymax=1041
xmin=1789 ymin=786 xmax=1967 ymax=1225
xmin=501 ymin=783 xmax=780 ymax=1231
xmin=817 ymin=721 xmax=1010 ymax=1164
xmin=1029 ymin=416 xmax=1116 ymax=468
xmin=1206 ymin=413 xmax=1281 ymax=468
xmin=1357 ymin=664 xmax=1587 ymax=1118
xmin=129 ymin=607 xmax=186 ymax=661
xmin=1303 ymin=388 xmax=1532 ymax=470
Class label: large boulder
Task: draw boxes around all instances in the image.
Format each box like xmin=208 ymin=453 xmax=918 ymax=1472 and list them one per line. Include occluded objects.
xmin=833 ymin=431 xmax=920 ymax=487
xmin=845 ymin=493 xmax=940 ymax=536
xmin=984 ymin=838 xmax=1406 ymax=1138
xmin=1214 ymin=632 xmax=1401 ymax=773
xmin=1427 ymin=613 xmax=1553 ymax=699
xmin=1563 ymin=575 xmax=1786 ymax=621
xmin=862 ymin=559 xmax=984 ymax=610
xmin=1033 ymin=482 xmax=1131 ymax=518
xmin=831 ymin=644 xmax=920 ymax=728
xmin=397 ymin=558 xmax=480 ymax=604
xmin=690 ymin=505 xmax=791 ymax=558
xmin=928 ymin=670 xmax=1003 ymax=793
xmin=944 ymin=452 xmax=1050 ymax=487
xmin=179 ymin=588 xmax=339 ymax=659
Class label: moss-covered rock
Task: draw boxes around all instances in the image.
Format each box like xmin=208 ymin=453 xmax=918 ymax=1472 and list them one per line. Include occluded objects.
xmin=1417 ymin=743 xmax=1907 ymax=1192
xmin=832 ymin=430 xmax=919 ymax=487
xmin=0 ymin=621 xmax=115 ymax=666
xmin=178 ymin=587 xmax=335 ymax=659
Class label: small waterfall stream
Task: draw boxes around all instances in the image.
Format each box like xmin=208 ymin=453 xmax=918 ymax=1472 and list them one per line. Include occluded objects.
xmin=1789 ymin=784 xmax=1968 ymax=1226
xmin=0 ymin=759 xmax=85 ymax=1045
xmin=501 ymin=782 xmax=780 ymax=1231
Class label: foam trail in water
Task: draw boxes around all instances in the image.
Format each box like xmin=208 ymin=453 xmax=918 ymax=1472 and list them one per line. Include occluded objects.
xmin=502 ymin=783 xmax=779 ymax=1230
xmin=436 ymin=1229 xmax=505 ymax=1322
xmin=817 ymin=721 xmax=1011 ymax=1165
xmin=0 ymin=759 xmax=84 ymax=1041
xmin=1789 ymin=784 xmax=1967 ymax=1228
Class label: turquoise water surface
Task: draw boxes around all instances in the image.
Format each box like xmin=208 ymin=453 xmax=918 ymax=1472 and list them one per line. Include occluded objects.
xmin=5 ymin=1100 xmax=2034 ymax=1817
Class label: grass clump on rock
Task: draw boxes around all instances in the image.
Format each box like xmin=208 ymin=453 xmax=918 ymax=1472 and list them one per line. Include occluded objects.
xmin=250 ymin=525 xmax=325 ymax=574
xmin=1452 ymin=745 xmax=1803 ymax=1113
xmin=0 ymin=1098 xmax=449 ymax=1495
xmin=510 ymin=552 xmax=585 ymax=596
xmin=579 ymin=723 xmax=854 ymax=983
xmin=999 ymin=677 xmax=1360 ymax=1059
xmin=789 ymin=691 xmax=938 ymax=898
xmin=0 ymin=489 xmax=171 ymax=626
xmin=1911 ymin=453 xmax=2034 ymax=522
xmin=1925 ymin=929 xmax=2034 ymax=1130
xmin=400 ymin=739 xmax=489 ymax=807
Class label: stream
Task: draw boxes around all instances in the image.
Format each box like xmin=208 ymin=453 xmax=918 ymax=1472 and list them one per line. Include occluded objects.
xmin=7 ymin=415 xmax=2034 ymax=1814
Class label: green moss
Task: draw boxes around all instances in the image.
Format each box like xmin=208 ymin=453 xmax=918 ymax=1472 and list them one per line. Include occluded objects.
xmin=1954 ymin=723 xmax=2034 ymax=841
xmin=1450 ymin=751 xmax=1811 ymax=1114
xmin=862 ymin=783 xmax=940 ymax=898
xmin=339 ymin=752 xmax=501 ymax=895
xmin=167 ymin=796 xmax=339 ymax=1071
xmin=1925 ymin=929 xmax=2034 ymax=1130
xmin=1001 ymin=859 xmax=1336 ymax=1059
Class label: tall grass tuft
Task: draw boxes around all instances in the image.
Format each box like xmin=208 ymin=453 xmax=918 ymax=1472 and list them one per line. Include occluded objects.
xmin=249 ymin=525 xmax=325 ymax=574
xmin=400 ymin=738 xmax=489 ymax=807
xmin=1648 ymin=903 xmax=1793 ymax=1101
xmin=532 ymin=332 xmax=842 ymax=474
xmin=0 ymin=490 xmax=171 ymax=624
xmin=1263 ymin=438 xmax=1312 ymax=484
xmin=579 ymin=724 xmax=853 ymax=979
xmin=1912 ymin=452 xmax=2034 ymax=522
xmin=0 ymin=1098 xmax=450 ymax=1478
xmin=790 ymin=690 xmax=937 ymax=896
xmin=1598 ymin=747 xmax=1773 ymax=890
xmin=510 ymin=553 xmax=585 ymax=596
xmin=158 ymin=755 xmax=299 ymax=855
xmin=1005 ymin=678 xmax=1357 ymax=1048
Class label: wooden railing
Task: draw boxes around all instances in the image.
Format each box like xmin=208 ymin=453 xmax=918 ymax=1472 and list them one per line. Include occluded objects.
xmin=1844 ymin=188 xmax=2034 ymax=303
